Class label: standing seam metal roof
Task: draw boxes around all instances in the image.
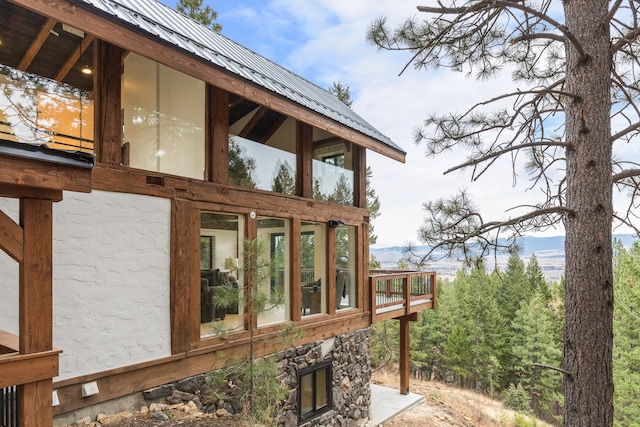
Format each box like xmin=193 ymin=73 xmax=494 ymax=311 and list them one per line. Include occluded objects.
xmin=73 ymin=0 xmax=405 ymax=156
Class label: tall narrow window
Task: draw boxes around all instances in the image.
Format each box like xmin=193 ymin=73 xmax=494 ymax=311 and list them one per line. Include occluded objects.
xmin=299 ymin=362 xmax=331 ymax=420
xmin=256 ymin=217 xmax=290 ymax=326
xmin=335 ymin=225 xmax=357 ymax=310
xmin=301 ymin=221 xmax=326 ymax=316
xmin=122 ymin=53 xmax=205 ymax=179
xmin=200 ymin=212 xmax=244 ymax=338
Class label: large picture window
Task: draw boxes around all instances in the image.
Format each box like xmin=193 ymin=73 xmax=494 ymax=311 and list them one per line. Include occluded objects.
xmin=122 ymin=53 xmax=205 ymax=179
xmin=298 ymin=362 xmax=331 ymax=421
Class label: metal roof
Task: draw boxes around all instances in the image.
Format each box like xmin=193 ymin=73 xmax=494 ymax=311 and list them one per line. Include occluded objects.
xmin=72 ymin=0 xmax=405 ymax=157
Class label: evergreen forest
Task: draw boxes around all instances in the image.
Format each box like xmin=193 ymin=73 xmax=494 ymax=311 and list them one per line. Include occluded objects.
xmin=370 ymin=240 xmax=640 ymax=426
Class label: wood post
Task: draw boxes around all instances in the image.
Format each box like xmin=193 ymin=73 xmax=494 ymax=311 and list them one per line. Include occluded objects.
xmin=399 ymin=315 xmax=410 ymax=395
xmin=18 ymin=198 xmax=54 ymax=427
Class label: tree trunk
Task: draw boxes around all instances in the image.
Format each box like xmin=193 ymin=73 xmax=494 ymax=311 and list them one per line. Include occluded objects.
xmin=563 ymin=0 xmax=614 ymax=425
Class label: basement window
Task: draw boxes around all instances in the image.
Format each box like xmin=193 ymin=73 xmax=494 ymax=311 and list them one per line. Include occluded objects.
xmin=298 ymin=362 xmax=331 ymax=421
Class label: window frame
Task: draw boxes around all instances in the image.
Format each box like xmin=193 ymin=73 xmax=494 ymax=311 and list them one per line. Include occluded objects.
xmin=297 ymin=361 xmax=332 ymax=422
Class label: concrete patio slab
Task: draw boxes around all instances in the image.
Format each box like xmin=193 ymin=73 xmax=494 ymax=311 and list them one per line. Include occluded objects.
xmin=370 ymin=383 xmax=426 ymax=425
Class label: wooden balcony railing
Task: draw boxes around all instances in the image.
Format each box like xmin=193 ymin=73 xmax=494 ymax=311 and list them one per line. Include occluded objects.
xmin=369 ymin=270 xmax=437 ymax=322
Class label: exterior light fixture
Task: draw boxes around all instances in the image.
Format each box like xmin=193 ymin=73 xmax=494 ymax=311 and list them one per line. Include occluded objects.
xmin=328 ymin=220 xmax=345 ymax=228
xmin=81 ymin=65 xmax=93 ymax=75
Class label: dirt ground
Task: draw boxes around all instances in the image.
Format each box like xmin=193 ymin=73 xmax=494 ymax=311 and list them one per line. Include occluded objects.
xmin=371 ymin=368 xmax=554 ymax=427
xmin=91 ymin=368 xmax=553 ymax=427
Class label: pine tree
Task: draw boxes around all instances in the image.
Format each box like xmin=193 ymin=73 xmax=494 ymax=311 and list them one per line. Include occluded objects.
xmin=526 ymin=254 xmax=551 ymax=302
xmin=510 ymin=292 xmax=563 ymax=417
xmin=176 ymin=0 xmax=222 ymax=32
xmin=612 ymin=241 xmax=640 ymax=426
xmin=366 ymin=0 xmax=636 ymax=420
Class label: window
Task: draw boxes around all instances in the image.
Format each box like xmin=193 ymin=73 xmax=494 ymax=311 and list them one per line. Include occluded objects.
xmin=313 ymin=143 xmax=354 ymax=205
xmin=301 ymin=221 xmax=326 ymax=316
xmin=228 ymin=104 xmax=297 ymax=195
xmin=256 ymin=217 xmax=290 ymax=326
xmin=298 ymin=362 xmax=331 ymax=421
xmin=335 ymin=225 xmax=357 ymax=310
xmin=122 ymin=53 xmax=205 ymax=179
xmin=0 ymin=66 xmax=94 ymax=153
xmin=200 ymin=212 xmax=244 ymax=338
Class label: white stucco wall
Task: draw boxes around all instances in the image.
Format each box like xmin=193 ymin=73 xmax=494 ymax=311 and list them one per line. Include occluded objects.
xmin=0 ymin=197 xmax=19 ymax=335
xmin=52 ymin=190 xmax=172 ymax=381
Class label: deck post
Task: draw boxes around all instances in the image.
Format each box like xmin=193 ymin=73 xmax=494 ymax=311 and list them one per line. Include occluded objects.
xmin=398 ymin=312 xmax=420 ymax=395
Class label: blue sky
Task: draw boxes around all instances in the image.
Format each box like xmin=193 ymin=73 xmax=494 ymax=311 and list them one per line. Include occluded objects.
xmin=160 ymin=1 xmax=638 ymax=248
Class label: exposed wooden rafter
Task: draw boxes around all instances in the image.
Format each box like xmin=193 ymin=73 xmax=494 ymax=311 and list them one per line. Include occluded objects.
xmin=55 ymin=34 xmax=94 ymax=81
xmin=17 ymin=17 xmax=57 ymax=71
xmin=238 ymin=106 xmax=268 ymax=138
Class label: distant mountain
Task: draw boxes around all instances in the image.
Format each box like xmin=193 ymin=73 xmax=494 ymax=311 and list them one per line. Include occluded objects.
xmin=370 ymin=234 xmax=637 ymax=282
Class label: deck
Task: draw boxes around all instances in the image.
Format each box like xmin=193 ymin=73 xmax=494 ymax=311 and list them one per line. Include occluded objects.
xmin=369 ymin=270 xmax=437 ymax=323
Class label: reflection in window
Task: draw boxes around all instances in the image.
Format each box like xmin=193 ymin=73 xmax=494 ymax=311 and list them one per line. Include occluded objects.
xmin=0 ymin=66 xmax=94 ymax=152
xmin=257 ymin=217 xmax=290 ymax=326
xmin=200 ymin=212 xmax=244 ymax=338
xmin=299 ymin=362 xmax=331 ymax=420
xmin=301 ymin=221 xmax=326 ymax=316
xmin=335 ymin=225 xmax=357 ymax=310
xmin=313 ymin=149 xmax=354 ymax=205
xmin=122 ymin=53 xmax=205 ymax=179
xmin=229 ymin=136 xmax=296 ymax=195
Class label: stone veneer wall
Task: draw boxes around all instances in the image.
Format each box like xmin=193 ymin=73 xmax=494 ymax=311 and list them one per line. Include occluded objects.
xmin=136 ymin=328 xmax=372 ymax=427
xmin=278 ymin=327 xmax=372 ymax=427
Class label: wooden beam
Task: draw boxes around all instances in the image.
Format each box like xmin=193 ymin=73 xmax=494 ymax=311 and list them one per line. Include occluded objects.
xmin=95 ymin=40 xmax=123 ymax=165
xmin=210 ymin=86 xmax=229 ymax=184
xmin=17 ymin=17 xmax=56 ymax=71
xmin=170 ymin=199 xmax=198 ymax=354
xmin=327 ymin=226 xmax=337 ymax=315
xmin=0 ymin=209 xmax=24 ymax=263
xmin=19 ymin=198 xmax=53 ymax=354
xmin=0 ymin=183 xmax=62 ymax=201
xmin=290 ymin=218 xmax=302 ymax=321
xmin=0 ymin=154 xmax=92 ymax=193
xmin=296 ymin=121 xmax=313 ymax=198
xmin=10 ymin=0 xmax=405 ymax=162
xmin=353 ymin=146 xmax=366 ymax=209
xmin=54 ymin=34 xmax=94 ymax=81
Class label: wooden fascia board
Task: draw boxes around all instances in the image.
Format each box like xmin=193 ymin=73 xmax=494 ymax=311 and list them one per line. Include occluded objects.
xmin=9 ymin=0 xmax=406 ymax=163
xmin=0 ymin=153 xmax=92 ymax=193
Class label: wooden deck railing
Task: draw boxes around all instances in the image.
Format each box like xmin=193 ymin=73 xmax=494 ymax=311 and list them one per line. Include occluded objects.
xmin=0 ymin=330 xmax=61 ymax=426
xmin=369 ymin=270 xmax=437 ymax=322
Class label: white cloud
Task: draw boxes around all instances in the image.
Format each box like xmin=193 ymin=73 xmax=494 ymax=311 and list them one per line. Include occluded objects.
xmin=214 ymin=1 xmax=610 ymax=247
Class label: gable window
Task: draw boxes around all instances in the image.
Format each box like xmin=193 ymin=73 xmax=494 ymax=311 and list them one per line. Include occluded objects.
xmin=298 ymin=362 xmax=331 ymax=421
xmin=122 ymin=53 xmax=205 ymax=179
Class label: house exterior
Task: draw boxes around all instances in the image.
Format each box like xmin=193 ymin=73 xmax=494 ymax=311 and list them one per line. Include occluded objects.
xmin=0 ymin=0 xmax=435 ymax=425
